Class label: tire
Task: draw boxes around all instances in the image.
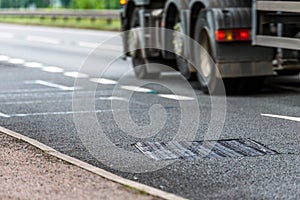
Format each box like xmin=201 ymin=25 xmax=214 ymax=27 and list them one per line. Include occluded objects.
xmin=194 ymin=14 xmax=233 ymax=95
xmin=128 ymin=8 xmax=160 ymax=79
xmin=194 ymin=13 xmax=262 ymax=95
xmin=173 ymin=16 xmax=197 ymax=81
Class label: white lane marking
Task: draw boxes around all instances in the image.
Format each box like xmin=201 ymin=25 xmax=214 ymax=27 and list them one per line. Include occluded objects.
xmin=6 ymin=109 xmax=122 ymax=118
xmin=102 ymin=96 xmax=127 ymax=101
xmin=99 ymin=44 xmax=122 ymax=51
xmin=160 ymin=72 xmax=181 ymax=76
xmin=8 ymin=58 xmax=25 ymax=65
xmin=0 ymin=96 xmax=127 ymax=105
xmin=90 ymin=78 xmax=117 ymax=85
xmin=120 ymin=85 xmax=155 ymax=93
xmin=42 ymin=66 xmax=64 ymax=73
xmin=0 ymin=32 xmax=14 ymax=39
xmin=24 ymin=62 xmax=43 ymax=68
xmin=26 ymin=35 xmax=60 ymax=45
xmin=158 ymin=94 xmax=195 ymax=101
xmin=0 ymin=112 xmax=10 ymax=118
xmin=64 ymin=72 xmax=89 ymax=78
xmin=261 ymin=113 xmax=300 ymax=122
xmin=77 ymin=41 xmax=100 ymax=48
xmin=78 ymin=42 xmax=122 ymax=51
xmin=25 ymin=80 xmax=76 ymax=91
xmin=0 ymin=55 xmax=10 ymax=61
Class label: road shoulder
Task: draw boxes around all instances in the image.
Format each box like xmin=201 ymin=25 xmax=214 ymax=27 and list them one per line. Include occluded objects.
xmin=0 ymin=130 xmax=162 ymax=200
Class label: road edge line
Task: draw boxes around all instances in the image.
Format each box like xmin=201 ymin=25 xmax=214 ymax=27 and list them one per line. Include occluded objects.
xmin=0 ymin=126 xmax=187 ymax=200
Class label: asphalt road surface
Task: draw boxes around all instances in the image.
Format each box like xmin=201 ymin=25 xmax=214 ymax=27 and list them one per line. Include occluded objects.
xmin=0 ymin=23 xmax=299 ymax=199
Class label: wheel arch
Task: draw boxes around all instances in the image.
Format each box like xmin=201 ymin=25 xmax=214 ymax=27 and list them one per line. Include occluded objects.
xmin=123 ymin=0 xmax=136 ymax=31
xmin=163 ymin=1 xmax=180 ymax=29
xmin=160 ymin=1 xmax=180 ymax=59
xmin=190 ymin=2 xmax=206 ymax=39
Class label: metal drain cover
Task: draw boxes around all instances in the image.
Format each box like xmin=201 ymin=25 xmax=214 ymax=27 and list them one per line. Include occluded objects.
xmin=134 ymin=139 xmax=277 ymax=160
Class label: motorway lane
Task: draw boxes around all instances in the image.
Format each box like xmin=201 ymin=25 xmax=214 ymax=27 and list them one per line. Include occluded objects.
xmin=0 ymin=24 xmax=300 ymax=199
xmin=0 ymin=23 xmax=126 ymax=78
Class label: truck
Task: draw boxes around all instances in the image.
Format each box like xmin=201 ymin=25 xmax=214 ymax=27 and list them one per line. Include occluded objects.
xmin=120 ymin=0 xmax=300 ymax=94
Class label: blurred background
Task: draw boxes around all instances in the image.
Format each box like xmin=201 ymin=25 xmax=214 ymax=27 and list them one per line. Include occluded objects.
xmin=0 ymin=0 xmax=121 ymax=31
xmin=0 ymin=0 xmax=120 ymax=9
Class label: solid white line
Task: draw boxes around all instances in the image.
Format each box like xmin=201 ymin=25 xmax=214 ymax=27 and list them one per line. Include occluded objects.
xmin=261 ymin=113 xmax=300 ymax=122
xmin=24 ymin=62 xmax=43 ymax=68
xmin=42 ymin=66 xmax=64 ymax=73
xmin=121 ymin=85 xmax=155 ymax=93
xmin=0 ymin=55 xmax=10 ymax=61
xmin=26 ymin=35 xmax=60 ymax=45
xmin=90 ymin=78 xmax=117 ymax=85
xmin=0 ymin=32 xmax=14 ymax=39
xmin=0 ymin=112 xmax=10 ymax=118
xmin=8 ymin=58 xmax=25 ymax=65
xmin=0 ymin=126 xmax=186 ymax=200
xmin=64 ymin=72 xmax=89 ymax=78
xmin=0 ymin=96 xmax=127 ymax=105
xmin=25 ymin=80 xmax=76 ymax=91
xmin=8 ymin=109 xmax=122 ymax=117
xmin=158 ymin=94 xmax=195 ymax=101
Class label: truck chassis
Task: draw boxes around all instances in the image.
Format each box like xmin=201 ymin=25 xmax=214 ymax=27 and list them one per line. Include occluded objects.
xmin=120 ymin=0 xmax=300 ymax=94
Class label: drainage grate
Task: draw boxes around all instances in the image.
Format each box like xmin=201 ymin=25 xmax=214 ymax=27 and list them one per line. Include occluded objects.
xmin=134 ymin=139 xmax=277 ymax=161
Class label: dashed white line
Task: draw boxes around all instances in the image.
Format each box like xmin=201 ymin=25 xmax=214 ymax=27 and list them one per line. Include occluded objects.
xmin=6 ymin=109 xmax=122 ymax=118
xmin=0 ymin=55 xmax=10 ymax=61
xmin=101 ymin=96 xmax=127 ymax=101
xmin=25 ymin=80 xmax=76 ymax=91
xmin=120 ymin=85 xmax=155 ymax=93
xmin=8 ymin=58 xmax=25 ymax=65
xmin=26 ymin=35 xmax=60 ymax=45
xmin=77 ymin=42 xmax=122 ymax=51
xmin=77 ymin=41 xmax=100 ymax=48
xmin=42 ymin=66 xmax=64 ymax=73
xmin=99 ymin=44 xmax=122 ymax=51
xmin=0 ymin=112 xmax=10 ymax=118
xmin=24 ymin=62 xmax=43 ymax=68
xmin=90 ymin=78 xmax=117 ymax=85
xmin=261 ymin=113 xmax=300 ymax=122
xmin=64 ymin=72 xmax=89 ymax=78
xmin=158 ymin=94 xmax=195 ymax=101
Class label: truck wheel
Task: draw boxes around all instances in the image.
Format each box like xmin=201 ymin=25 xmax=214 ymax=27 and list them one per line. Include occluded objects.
xmin=128 ymin=8 xmax=159 ymax=79
xmin=194 ymin=15 xmax=238 ymax=95
xmin=173 ymin=19 xmax=197 ymax=81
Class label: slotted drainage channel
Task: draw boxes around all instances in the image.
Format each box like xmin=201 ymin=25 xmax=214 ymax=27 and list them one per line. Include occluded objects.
xmin=134 ymin=139 xmax=277 ymax=160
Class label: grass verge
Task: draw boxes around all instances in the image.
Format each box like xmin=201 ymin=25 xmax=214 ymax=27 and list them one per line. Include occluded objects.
xmin=0 ymin=16 xmax=121 ymax=31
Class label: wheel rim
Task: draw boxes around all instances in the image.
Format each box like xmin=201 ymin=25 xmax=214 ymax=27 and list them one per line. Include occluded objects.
xmin=132 ymin=51 xmax=147 ymax=79
xmin=173 ymin=23 xmax=184 ymax=56
xmin=199 ymin=33 xmax=212 ymax=79
xmin=128 ymin=29 xmax=139 ymax=57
